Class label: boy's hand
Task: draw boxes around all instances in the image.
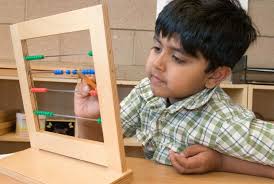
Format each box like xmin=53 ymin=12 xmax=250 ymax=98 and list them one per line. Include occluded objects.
xmin=74 ymin=80 xmax=100 ymax=119
xmin=169 ymin=144 xmax=222 ymax=174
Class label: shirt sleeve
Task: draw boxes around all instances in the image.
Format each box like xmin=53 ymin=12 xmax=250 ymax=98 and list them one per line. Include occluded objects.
xmin=215 ymin=111 xmax=274 ymax=167
xmin=120 ymin=84 xmax=142 ymax=137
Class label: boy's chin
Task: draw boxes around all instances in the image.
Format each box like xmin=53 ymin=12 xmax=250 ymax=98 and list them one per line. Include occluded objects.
xmin=151 ymin=87 xmax=168 ymax=97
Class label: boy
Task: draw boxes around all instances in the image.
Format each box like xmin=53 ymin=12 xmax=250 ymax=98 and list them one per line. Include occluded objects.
xmin=75 ymin=0 xmax=274 ymax=178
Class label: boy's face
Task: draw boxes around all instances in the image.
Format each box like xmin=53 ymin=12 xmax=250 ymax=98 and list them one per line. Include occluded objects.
xmin=145 ymin=33 xmax=211 ymax=100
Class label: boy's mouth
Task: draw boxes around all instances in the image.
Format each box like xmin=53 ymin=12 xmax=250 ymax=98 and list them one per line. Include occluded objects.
xmin=150 ymin=74 xmax=165 ymax=85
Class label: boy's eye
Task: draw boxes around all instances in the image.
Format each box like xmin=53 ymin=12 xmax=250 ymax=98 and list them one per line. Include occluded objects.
xmin=152 ymin=46 xmax=161 ymax=53
xmin=172 ymin=55 xmax=185 ymax=64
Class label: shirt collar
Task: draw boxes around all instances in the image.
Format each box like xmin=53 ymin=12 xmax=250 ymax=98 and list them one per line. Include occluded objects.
xmin=169 ymin=87 xmax=217 ymax=112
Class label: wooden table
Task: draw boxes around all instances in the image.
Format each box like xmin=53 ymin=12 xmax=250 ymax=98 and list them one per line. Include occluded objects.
xmin=0 ymin=155 xmax=273 ymax=184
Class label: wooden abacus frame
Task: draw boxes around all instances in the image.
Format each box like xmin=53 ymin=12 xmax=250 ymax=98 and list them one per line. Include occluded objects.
xmin=0 ymin=3 xmax=132 ymax=184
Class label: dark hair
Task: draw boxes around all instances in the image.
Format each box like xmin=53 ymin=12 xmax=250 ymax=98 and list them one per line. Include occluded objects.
xmin=155 ymin=0 xmax=257 ymax=72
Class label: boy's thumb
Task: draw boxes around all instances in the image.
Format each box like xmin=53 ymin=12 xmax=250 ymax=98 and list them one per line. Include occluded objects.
xmin=183 ymin=144 xmax=208 ymax=157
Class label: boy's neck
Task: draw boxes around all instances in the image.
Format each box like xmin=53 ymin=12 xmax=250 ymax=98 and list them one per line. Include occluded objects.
xmin=166 ymin=86 xmax=213 ymax=106
xmin=166 ymin=97 xmax=182 ymax=106
xmin=166 ymin=98 xmax=171 ymax=107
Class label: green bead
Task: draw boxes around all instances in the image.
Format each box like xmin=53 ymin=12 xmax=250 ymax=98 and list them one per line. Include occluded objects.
xmin=87 ymin=50 xmax=93 ymax=57
xmin=24 ymin=55 xmax=45 ymax=61
xmin=97 ymin=118 xmax=102 ymax=124
xmin=33 ymin=110 xmax=54 ymax=117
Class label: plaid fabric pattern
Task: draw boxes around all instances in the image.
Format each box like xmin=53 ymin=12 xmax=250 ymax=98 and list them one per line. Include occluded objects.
xmin=120 ymin=78 xmax=274 ymax=166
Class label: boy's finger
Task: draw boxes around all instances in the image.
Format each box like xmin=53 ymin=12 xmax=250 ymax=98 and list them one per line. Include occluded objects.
xmin=174 ymin=153 xmax=201 ymax=170
xmin=78 ymin=73 xmax=96 ymax=89
xmin=75 ymin=81 xmax=91 ymax=97
xmin=183 ymin=144 xmax=208 ymax=157
xmin=169 ymin=152 xmax=187 ymax=173
xmin=170 ymin=152 xmax=204 ymax=174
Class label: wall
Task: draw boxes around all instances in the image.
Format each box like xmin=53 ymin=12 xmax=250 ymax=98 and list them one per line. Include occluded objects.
xmin=0 ymin=0 xmax=273 ymax=79
xmin=247 ymin=0 xmax=274 ymax=69
xmin=0 ymin=0 xmax=156 ymax=81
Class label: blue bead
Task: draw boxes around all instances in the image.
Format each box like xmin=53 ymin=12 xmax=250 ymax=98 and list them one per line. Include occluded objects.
xmin=89 ymin=69 xmax=95 ymax=74
xmin=66 ymin=70 xmax=71 ymax=74
xmin=72 ymin=70 xmax=78 ymax=75
xmin=54 ymin=70 xmax=63 ymax=75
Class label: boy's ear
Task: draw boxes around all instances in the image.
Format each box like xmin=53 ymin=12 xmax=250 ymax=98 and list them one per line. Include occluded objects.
xmin=205 ymin=67 xmax=231 ymax=89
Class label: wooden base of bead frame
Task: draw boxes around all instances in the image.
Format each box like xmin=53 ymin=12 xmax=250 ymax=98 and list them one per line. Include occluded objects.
xmin=0 ymin=148 xmax=132 ymax=184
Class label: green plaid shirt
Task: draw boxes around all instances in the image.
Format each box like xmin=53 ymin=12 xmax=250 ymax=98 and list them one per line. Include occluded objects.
xmin=120 ymin=78 xmax=274 ymax=166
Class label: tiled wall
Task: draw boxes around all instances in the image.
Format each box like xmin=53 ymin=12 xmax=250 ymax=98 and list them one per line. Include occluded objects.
xmin=0 ymin=0 xmax=156 ymax=81
xmin=0 ymin=0 xmax=273 ymax=82
xmin=247 ymin=0 xmax=274 ymax=68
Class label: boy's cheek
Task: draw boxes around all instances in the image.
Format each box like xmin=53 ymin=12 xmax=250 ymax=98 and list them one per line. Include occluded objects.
xmin=144 ymin=62 xmax=152 ymax=76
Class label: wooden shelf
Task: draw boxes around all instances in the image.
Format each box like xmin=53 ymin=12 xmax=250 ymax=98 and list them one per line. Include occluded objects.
xmin=0 ymin=60 xmax=138 ymax=86
xmin=123 ymin=136 xmax=142 ymax=147
xmin=248 ymin=85 xmax=274 ymax=120
xmin=0 ymin=67 xmax=138 ymax=85
xmin=0 ymin=60 xmax=16 ymax=69
xmin=0 ymin=68 xmax=80 ymax=83
xmin=0 ymin=133 xmax=29 ymax=142
xmin=249 ymin=84 xmax=274 ymax=90
xmin=220 ymin=83 xmax=247 ymax=88
xmin=0 ymin=132 xmax=141 ymax=147
xmin=117 ymin=80 xmax=138 ymax=86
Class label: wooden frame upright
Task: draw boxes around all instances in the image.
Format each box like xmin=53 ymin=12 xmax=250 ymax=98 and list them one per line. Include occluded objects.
xmin=0 ymin=3 xmax=132 ymax=184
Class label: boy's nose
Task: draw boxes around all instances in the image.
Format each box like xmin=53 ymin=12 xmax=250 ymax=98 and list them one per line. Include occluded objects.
xmin=153 ymin=53 xmax=166 ymax=71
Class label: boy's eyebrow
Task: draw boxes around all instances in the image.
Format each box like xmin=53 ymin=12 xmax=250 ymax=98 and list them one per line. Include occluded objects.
xmin=153 ymin=35 xmax=161 ymax=44
xmin=172 ymin=46 xmax=186 ymax=55
xmin=153 ymin=35 xmax=186 ymax=55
